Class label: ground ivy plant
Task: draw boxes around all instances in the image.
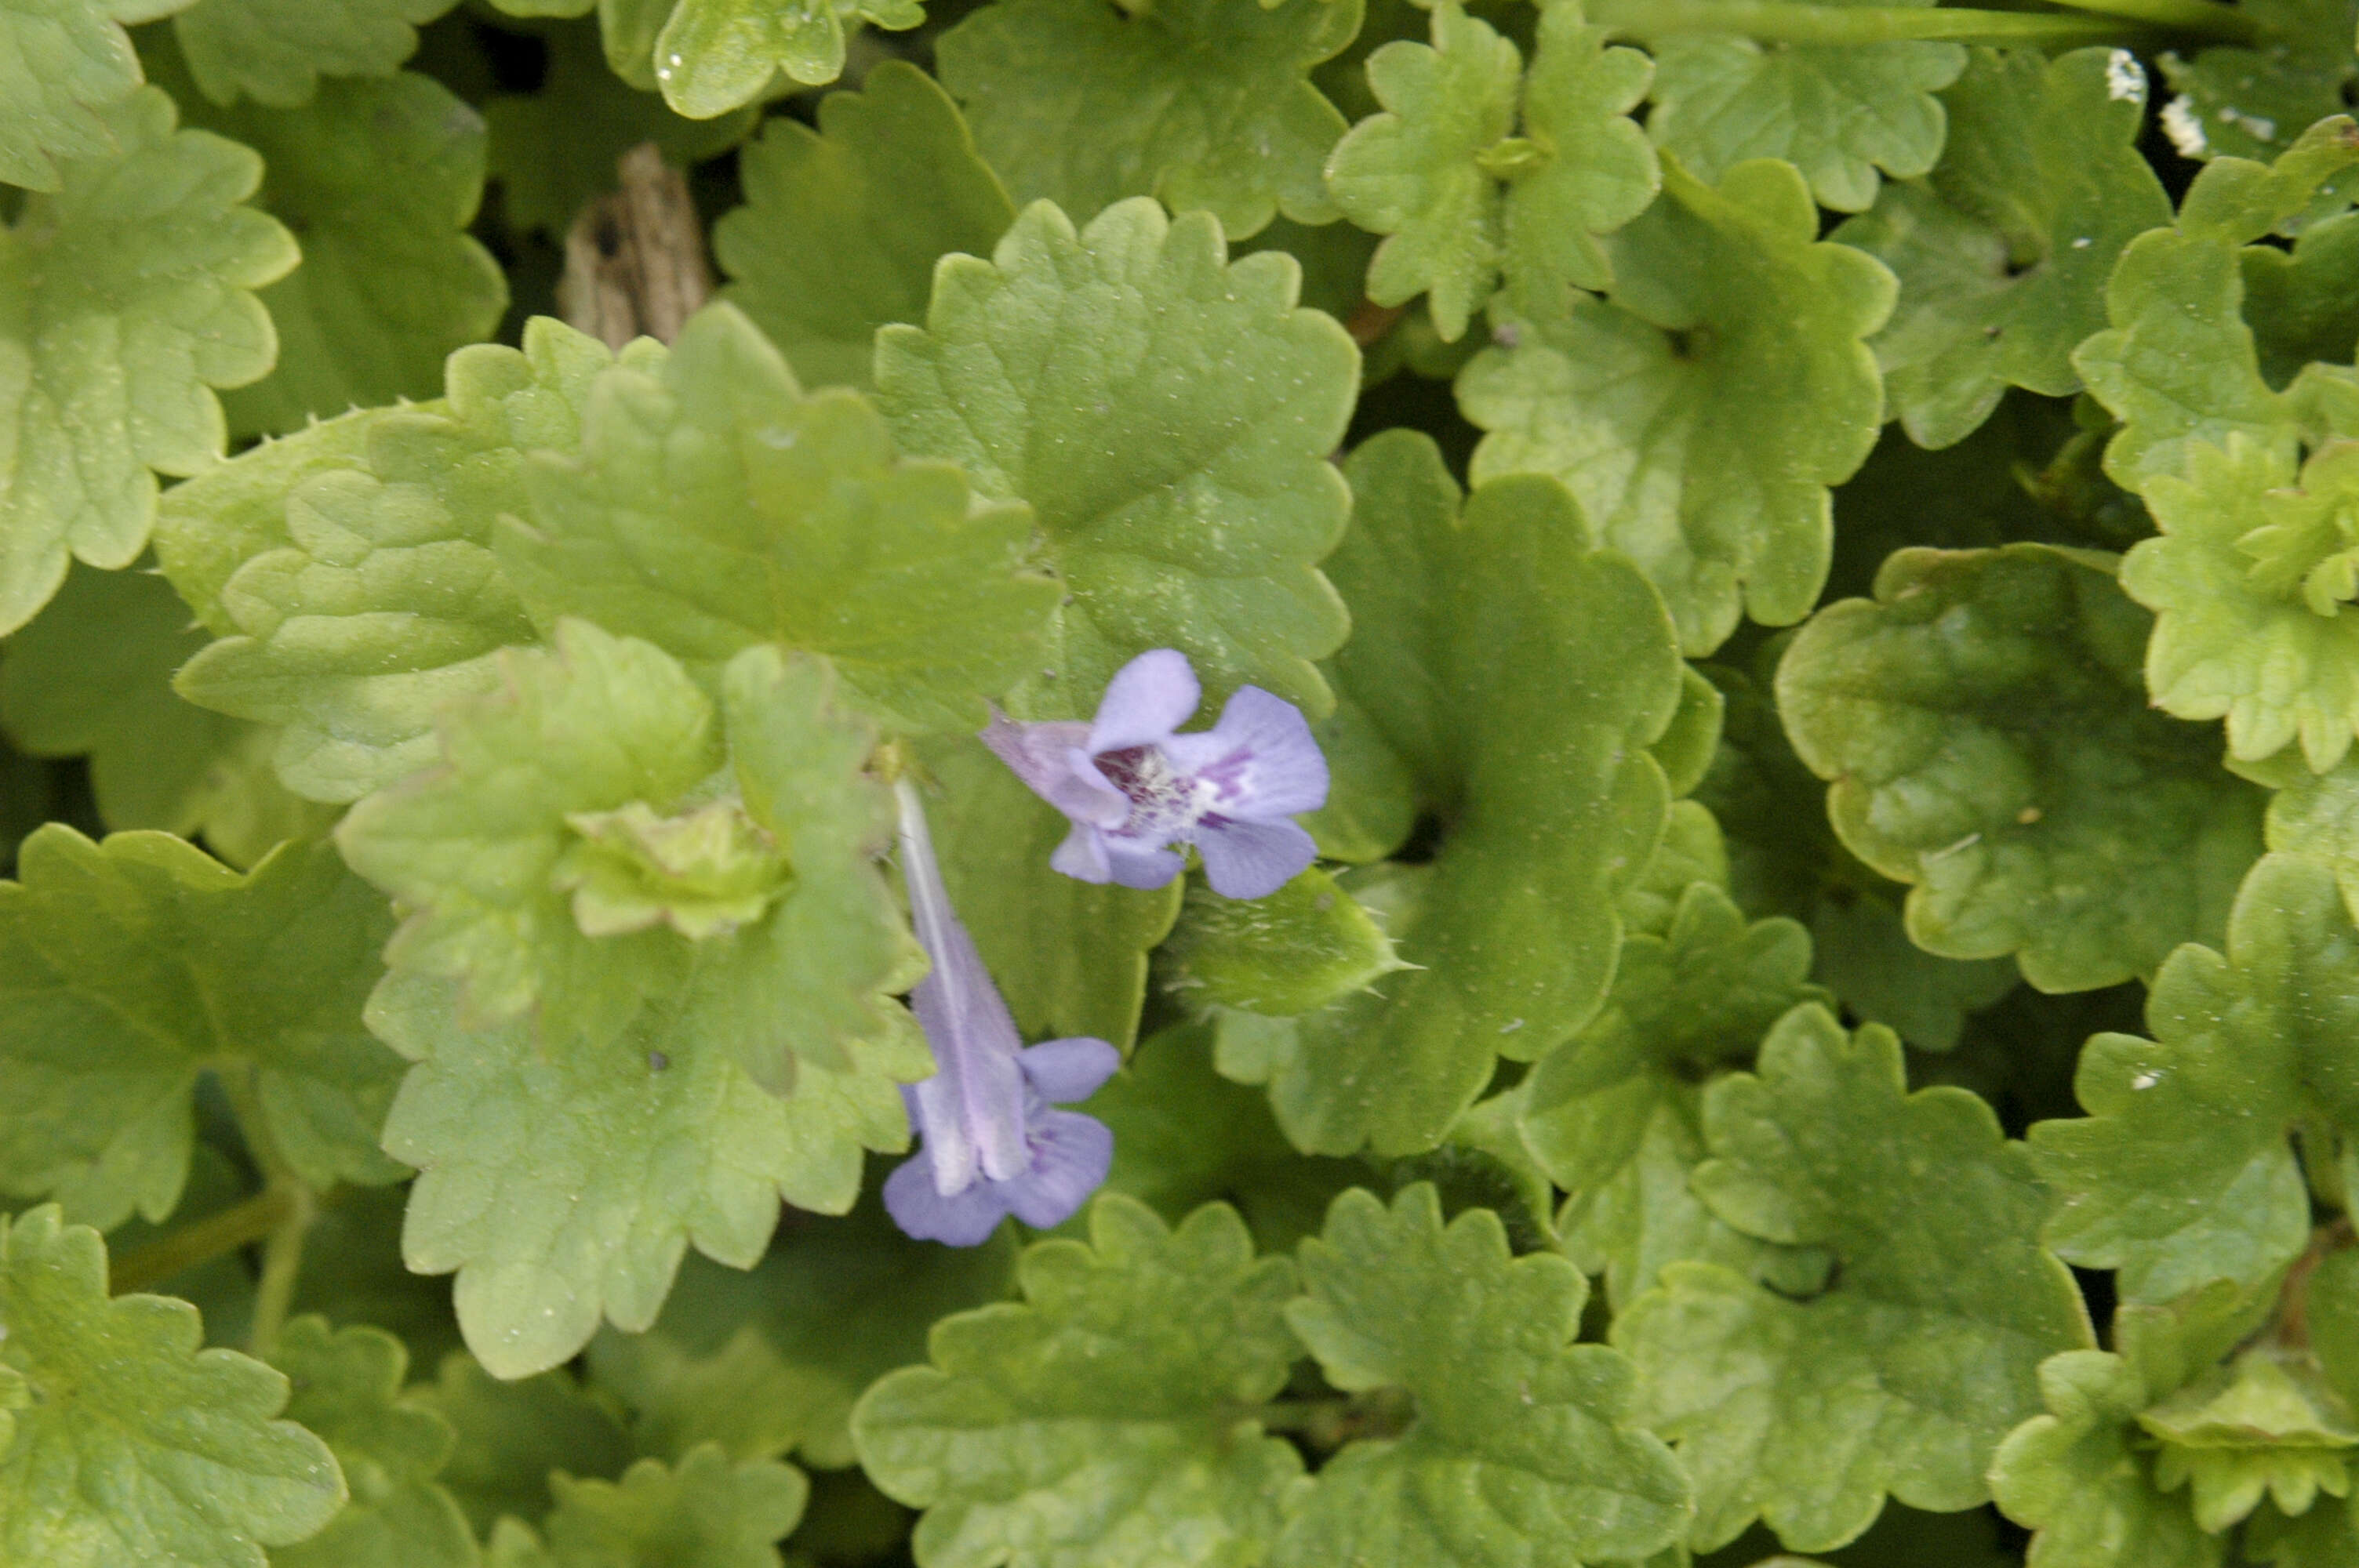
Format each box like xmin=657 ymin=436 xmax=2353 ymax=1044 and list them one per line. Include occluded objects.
xmin=8 ymin=2 xmax=2359 ymax=1565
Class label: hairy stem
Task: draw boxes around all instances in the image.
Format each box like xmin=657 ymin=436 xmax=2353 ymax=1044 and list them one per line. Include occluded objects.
xmin=247 ymin=1179 xmax=318 ymax=1359
xmin=1593 ymin=0 xmax=2141 ymax=46
xmin=107 ymin=1185 xmax=295 ymax=1295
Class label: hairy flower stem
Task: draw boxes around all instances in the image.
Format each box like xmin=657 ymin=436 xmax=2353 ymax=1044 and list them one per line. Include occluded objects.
xmin=107 ymin=1185 xmax=296 ymax=1295
xmin=1593 ymin=0 xmax=2160 ymax=46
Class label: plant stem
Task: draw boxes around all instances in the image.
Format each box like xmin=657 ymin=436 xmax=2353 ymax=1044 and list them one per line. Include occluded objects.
xmin=247 ymin=1178 xmax=317 ymax=1359
xmin=107 ymin=1185 xmax=294 ymax=1295
xmin=2034 ymin=0 xmax=2258 ymax=42
xmin=1593 ymin=0 xmax=2149 ymax=47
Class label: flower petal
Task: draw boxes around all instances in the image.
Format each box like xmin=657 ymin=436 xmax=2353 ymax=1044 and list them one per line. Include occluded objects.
xmin=1018 ymin=1036 xmax=1121 ymax=1103
xmin=1195 ymin=816 xmax=1318 ymax=899
xmin=1001 ymin=1109 xmax=1115 ymax=1230
xmin=885 ymin=1151 xmax=1012 ymax=1247
xmin=1051 ymin=823 xmax=1114 ymax=882
xmin=1087 ymin=648 xmax=1201 ymax=753
xmin=1163 ymin=684 xmax=1330 ymax=819
xmin=980 ymin=715 xmax=1126 ymax=827
xmin=1105 ymin=840 xmax=1187 ymax=890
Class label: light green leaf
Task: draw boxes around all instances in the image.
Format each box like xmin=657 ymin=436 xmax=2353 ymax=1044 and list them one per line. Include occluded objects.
xmin=487 ymin=20 xmax=758 ymax=238
xmin=2074 ymin=116 xmax=2359 ymax=490
xmin=0 ymin=0 xmax=144 ymax=192
xmin=0 ymin=1204 xmax=346 ymax=1566
xmin=1639 ymin=1 xmax=1965 ymax=212
xmin=413 ymin=1355 xmax=631 ymax=1538
xmin=877 ymin=196 xmax=1358 ymax=718
xmin=1459 ymin=156 xmax=1894 ymax=654
xmin=0 ymin=85 xmax=296 ymax=637
xmin=266 ymin=1316 xmax=478 ymax=1568
xmin=2157 ymin=0 xmax=2359 ymax=164
xmin=1616 ymin=1006 xmax=2092 ymax=1553
xmin=169 ymin=0 xmax=455 ymax=107
xmin=936 ymin=0 xmax=1360 ymax=241
xmin=489 ymin=1445 xmax=807 ymax=1568
xmin=714 ymin=60 xmax=1012 ymax=393
xmin=852 ymin=1196 xmax=1308 ymax=1568
xmin=498 ymin=303 xmax=1055 ymax=735
xmin=163 ymin=69 xmax=509 ymax=441
xmin=1229 ymin=437 xmax=1682 ymax=1156
xmin=373 ymin=965 xmax=925 ymax=1379
xmin=916 ymin=733 xmax=1182 ymax=1054
xmin=1158 ymin=866 xmax=1408 ymax=1018
xmin=643 ymin=0 xmax=925 ymax=118
xmin=1989 ymin=1350 xmax=2223 ymax=1568
xmin=1836 ymin=47 xmax=2172 ymax=451
xmin=1324 ymin=0 xmax=1658 ymax=341
xmin=169 ymin=319 xmax=616 ymax=803
xmin=1777 ymin=543 xmax=2264 ymax=991
xmin=2265 ymin=749 xmax=2359 ymax=916
xmin=0 ymin=829 xmax=401 ymax=1229
xmin=587 ymin=1193 xmax=1016 ymax=1470
xmin=2030 ymin=853 xmax=2359 ymax=1302
xmin=336 ymin=627 xmax=917 ymax=1087
xmin=1274 ymin=1184 xmax=1691 ymax=1568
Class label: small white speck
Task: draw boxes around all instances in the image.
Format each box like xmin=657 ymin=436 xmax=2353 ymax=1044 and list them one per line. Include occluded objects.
xmin=2071 ymin=236 xmax=2093 ymax=249
xmin=2218 ymin=105 xmax=2278 ymax=143
xmin=2161 ymin=96 xmax=2209 ymax=158
xmin=1499 ymin=1018 xmax=1525 ymax=1034
xmin=2105 ymin=49 xmax=2146 ymax=104
xmin=2132 ymin=1071 xmax=2161 ymax=1090
xmin=669 ymin=52 xmax=684 ymax=67
xmin=758 ymin=426 xmax=798 ymax=448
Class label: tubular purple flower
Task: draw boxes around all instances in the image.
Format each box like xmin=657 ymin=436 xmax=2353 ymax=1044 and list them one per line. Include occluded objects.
xmin=982 ymin=649 xmax=1329 ymax=900
xmin=885 ymin=777 xmax=1119 ymax=1247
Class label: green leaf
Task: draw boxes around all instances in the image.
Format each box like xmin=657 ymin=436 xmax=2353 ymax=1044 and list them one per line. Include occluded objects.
xmin=169 ymin=319 xmax=616 ymax=803
xmin=1615 ymin=1006 xmax=2092 ymax=1553
xmin=2264 ymin=750 xmax=2359 ymax=918
xmin=1835 ymin=46 xmax=2172 ymax=451
xmin=0 ymin=1204 xmax=346 ymax=1566
xmin=486 ymin=20 xmax=758 ymax=238
xmin=1323 ymin=0 xmax=1658 ymax=341
xmin=1776 ymin=543 xmax=2265 ymax=991
xmin=372 ymin=966 xmax=925 ymax=1379
xmin=714 ymin=60 xmax=1012 ymax=393
xmin=2139 ymin=1345 xmax=2359 ymax=1533
xmin=1806 ymin=889 xmax=2016 ymax=1053
xmin=1459 ymin=156 xmax=1895 ymax=654
xmin=336 ymin=627 xmax=917 ymax=1086
xmin=287 ymin=1185 xmax=466 ymax=1376
xmin=0 ymin=84 xmax=297 ymax=637
xmin=1230 ymin=438 xmax=1682 ymax=1155
xmin=1158 ymin=866 xmax=1408 ymax=1018
xmin=169 ymin=0 xmax=455 ymax=107
xmin=2124 ymin=435 xmax=2359 ymax=772
xmin=915 ymin=733 xmax=1182 ymax=1054
xmin=488 ymin=1444 xmax=807 ymax=1568
xmin=587 ymin=1192 xmax=1016 ymax=1470
xmin=2074 ymin=117 xmax=2359 ymax=490
xmin=640 ymin=0 xmax=925 ymax=118
xmin=2029 ymin=853 xmax=2359 ymax=1302
xmin=1989 ymin=1350 xmax=2223 ymax=1568
xmin=0 ymin=829 xmax=401 ymax=1229
xmin=0 ymin=561 xmax=329 ymax=857
xmin=1274 ymin=1185 xmax=1691 ymax=1567
xmin=1641 ymin=1 xmax=1965 ymax=212
xmin=876 ymin=196 xmax=1358 ymax=718
xmin=852 ymin=1196 xmax=1307 ymax=1568
xmin=266 ymin=1316 xmax=477 ymax=1568
xmin=162 ymin=69 xmax=509 ymax=441
xmin=497 ymin=303 xmax=1056 ymax=735
xmin=2246 ymin=207 xmax=2359 ymax=390
xmin=0 ymin=0 xmax=144 ymax=192
xmin=2157 ymin=0 xmax=2359 ymax=164
xmin=413 ymin=1354 xmax=631 ymax=1537
xmin=936 ymin=0 xmax=1361 ymax=241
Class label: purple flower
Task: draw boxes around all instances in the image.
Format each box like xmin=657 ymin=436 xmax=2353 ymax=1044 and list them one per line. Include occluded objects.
xmin=982 ymin=650 xmax=1329 ymax=900
xmin=884 ymin=779 xmax=1120 ymax=1247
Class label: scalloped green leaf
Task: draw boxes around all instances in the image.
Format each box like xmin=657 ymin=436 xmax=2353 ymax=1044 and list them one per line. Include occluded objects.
xmin=1274 ymin=1184 xmax=1693 ymax=1568
xmin=486 ymin=1444 xmax=806 ymax=1568
xmin=634 ymin=0 xmax=927 ymax=118
xmin=412 ymin=1355 xmax=631 ymax=1537
xmin=1616 ymin=1006 xmax=2092 ymax=1554
xmin=0 ymin=1205 xmax=346 ymax=1566
xmin=0 ymin=0 xmax=146 ymax=192
xmin=497 ymin=303 xmax=1055 ymax=735
xmin=266 ymin=1316 xmax=477 ymax=1568
xmin=337 ymin=629 xmax=918 ymax=1092
xmin=1990 ymin=1349 xmax=2223 ymax=1568
xmin=1637 ymin=0 xmax=1965 ymax=212
xmin=2157 ymin=0 xmax=2359 ymax=164
xmin=169 ymin=0 xmax=455 ymax=107
xmin=875 ymin=196 xmax=1357 ymax=718
xmin=1459 ymin=156 xmax=1894 ymax=654
xmin=851 ymin=1196 xmax=1308 ymax=1568
xmin=0 ymin=829 xmax=401 ymax=1230
xmin=1777 ymin=543 xmax=2265 ymax=992
xmin=1323 ymin=0 xmax=1657 ymax=341
xmin=2030 ymin=854 xmax=2359 ymax=1302
xmin=0 ymin=84 xmax=296 ymax=637
xmin=1223 ymin=437 xmax=1684 ymax=1156
xmin=168 ymin=319 xmax=615 ymax=803
xmin=936 ymin=0 xmax=1360 ymax=240
xmin=1836 ymin=46 xmax=2172 ymax=451
xmin=714 ymin=60 xmax=1011 ymax=393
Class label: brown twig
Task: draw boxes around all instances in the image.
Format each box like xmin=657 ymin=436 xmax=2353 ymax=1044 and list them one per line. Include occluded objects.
xmin=559 ymin=143 xmax=714 ymax=350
